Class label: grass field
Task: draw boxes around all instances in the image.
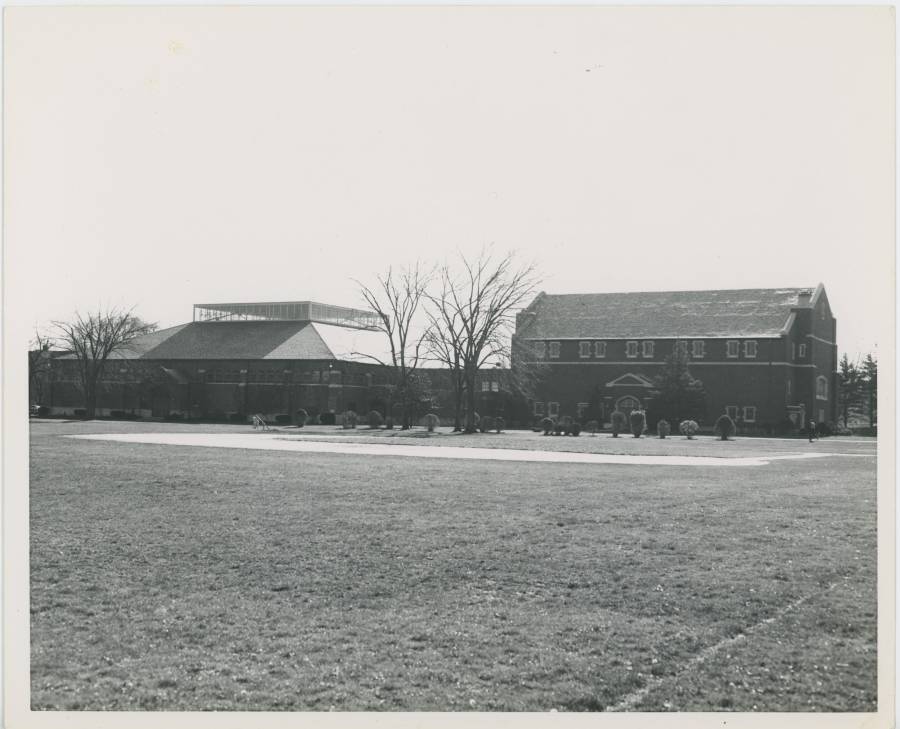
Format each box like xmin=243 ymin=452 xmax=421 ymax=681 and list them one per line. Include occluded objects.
xmin=29 ymin=420 xmax=877 ymax=712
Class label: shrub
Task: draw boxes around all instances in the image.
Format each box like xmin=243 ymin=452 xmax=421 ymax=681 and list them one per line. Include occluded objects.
xmin=540 ymin=417 xmax=554 ymax=435
xmin=275 ymin=413 xmax=292 ymax=424
xmin=110 ymin=409 xmax=126 ymax=419
xmin=657 ymin=419 xmax=670 ymax=438
xmin=570 ymin=422 xmax=581 ymax=436
xmin=585 ymin=420 xmax=599 ymax=435
xmin=679 ymin=419 xmax=699 ymax=439
xmin=610 ymin=410 xmax=627 ymax=437
xmin=479 ymin=415 xmax=495 ymax=433
xmin=319 ymin=412 xmax=336 ymax=426
xmin=423 ymin=413 xmax=439 ymax=432
xmin=228 ymin=412 xmax=245 ymax=423
xmin=36 ymin=405 xmax=50 ymax=417
xmin=294 ymin=408 xmax=308 ymax=427
xmin=818 ymin=421 xmax=835 ymax=437
xmin=553 ymin=422 xmax=564 ymax=436
xmin=559 ymin=415 xmax=574 ymax=435
xmin=714 ymin=414 xmax=736 ymax=440
xmin=74 ymin=408 xmax=87 ymax=419
xmin=629 ymin=409 xmax=646 ymax=438
xmin=367 ymin=410 xmax=384 ymax=429
xmin=341 ymin=410 xmax=358 ymax=429
xmin=494 ymin=417 xmax=505 ymax=433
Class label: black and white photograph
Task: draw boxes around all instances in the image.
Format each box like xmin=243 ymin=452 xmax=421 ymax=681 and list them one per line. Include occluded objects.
xmin=3 ymin=5 xmax=895 ymax=727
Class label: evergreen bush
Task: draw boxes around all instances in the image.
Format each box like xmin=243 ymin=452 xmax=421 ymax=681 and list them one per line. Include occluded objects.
xmin=540 ymin=417 xmax=554 ymax=435
xmin=629 ymin=409 xmax=646 ymax=438
xmin=679 ymin=419 xmax=699 ymax=439
xmin=294 ymin=408 xmax=308 ymax=427
xmin=657 ymin=419 xmax=671 ymax=439
xmin=367 ymin=409 xmax=384 ymax=429
xmin=341 ymin=410 xmax=358 ymax=429
xmin=479 ymin=415 xmax=495 ymax=433
xmin=610 ymin=410 xmax=627 ymax=437
xmin=585 ymin=420 xmax=599 ymax=435
xmin=494 ymin=417 xmax=505 ymax=433
xmin=423 ymin=413 xmax=440 ymax=432
xmin=714 ymin=414 xmax=736 ymax=441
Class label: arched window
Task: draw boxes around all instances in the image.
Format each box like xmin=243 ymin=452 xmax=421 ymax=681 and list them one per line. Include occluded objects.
xmin=816 ymin=375 xmax=829 ymax=400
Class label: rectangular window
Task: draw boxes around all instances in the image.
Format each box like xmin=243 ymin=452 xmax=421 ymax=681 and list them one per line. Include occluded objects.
xmin=549 ymin=341 xmax=561 ymax=359
xmin=743 ymin=406 xmax=757 ymax=422
xmin=726 ymin=405 xmax=739 ymax=419
xmin=481 ymin=381 xmax=490 ymax=392
xmin=799 ymin=343 xmax=807 ymax=358
xmin=577 ymin=402 xmax=589 ymax=418
xmin=535 ymin=341 xmax=547 ymax=359
xmin=692 ymin=340 xmax=705 ymax=358
xmin=594 ymin=341 xmax=607 ymax=358
xmin=491 ymin=381 xmax=499 ymax=392
xmin=533 ymin=401 xmax=545 ymax=416
xmin=626 ymin=341 xmax=638 ymax=358
xmin=548 ymin=402 xmax=560 ymax=417
xmin=726 ymin=340 xmax=740 ymax=358
xmin=579 ymin=341 xmax=591 ymax=358
xmin=744 ymin=340 xmax=758 ymax=358
xmin=642 ymin=341 xmax=655 ymax=358
xmin=675 ymin=341 xmax=688 ymax=355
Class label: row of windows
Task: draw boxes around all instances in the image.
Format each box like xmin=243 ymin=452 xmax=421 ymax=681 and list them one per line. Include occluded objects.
xmin=725 ymin=405 xmax=757 ymax=423
xmin=535 ymin=339 xmax=759 ymax=360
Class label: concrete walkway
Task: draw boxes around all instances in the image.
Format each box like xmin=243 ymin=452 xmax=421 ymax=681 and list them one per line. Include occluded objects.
xmin=68 ymin=432 xmax=852 ymax=468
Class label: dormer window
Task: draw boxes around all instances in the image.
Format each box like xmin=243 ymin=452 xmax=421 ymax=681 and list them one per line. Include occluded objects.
xmin=642 ymin=341 xmax=655 ymax=358
xmin=594 ymin=341 xmax=607 ymax=358
xmin=726 ymin=340 xmax=740 ymax=358
xmin=548 ymin=341 xmax=561 ymax=359
xmin=744 ymin=340 xmax=758 ymax=358
xmin=579 ymin=341 xmax=591 ymax=358
xmin=626 ymin=341 xmax=638 ymax=358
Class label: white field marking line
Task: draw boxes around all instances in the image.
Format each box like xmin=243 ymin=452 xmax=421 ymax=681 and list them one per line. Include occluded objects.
xmin=65 ymin=432 xmax=850 ymax=468
xmin=604 ymin=581 xmax=842 ymax=712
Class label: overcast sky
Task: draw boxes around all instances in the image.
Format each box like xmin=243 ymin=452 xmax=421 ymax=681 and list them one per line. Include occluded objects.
xmin=7 ymin=6 xmax=894 ymax=360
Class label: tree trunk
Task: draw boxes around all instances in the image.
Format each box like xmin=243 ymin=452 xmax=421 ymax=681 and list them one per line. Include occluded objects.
xmin=452 ymin=375 xmax=463 ymax=432
xmin=464 ymin=370 xmax=478 ymax=433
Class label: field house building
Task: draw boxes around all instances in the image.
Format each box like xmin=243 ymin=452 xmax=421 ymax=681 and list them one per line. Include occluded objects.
xmin=514 ymin=284 xmax=838 ymax=431
xmin=36 ymin=286 xmax=838 ymax=432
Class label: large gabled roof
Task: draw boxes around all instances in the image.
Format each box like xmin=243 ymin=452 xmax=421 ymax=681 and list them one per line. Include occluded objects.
xmin=516 ymin=286 xmax=821 ymax=340
xmin=60 ymin=320 xmax=393 ymax=362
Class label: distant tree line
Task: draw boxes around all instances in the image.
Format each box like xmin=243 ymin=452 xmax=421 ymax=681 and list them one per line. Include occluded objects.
xmin=837 ymin=353 xmax=877 ymax=429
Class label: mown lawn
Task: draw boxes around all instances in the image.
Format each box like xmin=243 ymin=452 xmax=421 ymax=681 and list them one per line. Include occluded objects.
xmin=29 ymin=420 xmax=877 ymax=711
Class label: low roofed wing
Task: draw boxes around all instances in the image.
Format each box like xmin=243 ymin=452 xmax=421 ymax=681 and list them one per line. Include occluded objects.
xmin=519 ymin=288 xmax=814 ymax=339
xmin=140 ymin=321 xmax=331 ymax=360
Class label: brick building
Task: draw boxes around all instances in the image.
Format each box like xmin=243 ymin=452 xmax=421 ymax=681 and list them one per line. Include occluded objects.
xmin=513 ymin=285 xmax=838 ymax=432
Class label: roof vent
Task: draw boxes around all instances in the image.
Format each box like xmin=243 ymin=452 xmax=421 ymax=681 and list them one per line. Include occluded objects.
xmin=797 ymin=289 xmax=813 ymax=306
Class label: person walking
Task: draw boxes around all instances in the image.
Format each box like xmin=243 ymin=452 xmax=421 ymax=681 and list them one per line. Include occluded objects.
xmin=808 ymin=419 xmax=817 ymax=442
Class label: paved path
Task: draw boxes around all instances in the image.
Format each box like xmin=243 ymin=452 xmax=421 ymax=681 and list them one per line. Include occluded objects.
xmin=67 ymin=432 xmax=855 ymax=468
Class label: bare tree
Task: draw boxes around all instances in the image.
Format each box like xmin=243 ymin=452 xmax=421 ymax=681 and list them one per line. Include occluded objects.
xmin=53 ymin=308 xmax=157 ymax=419
xmin=432 ymin=251 xmax=540 ymax=433
xmin=423 ymin=277 xmax=467 ymax=431
xmin=356 ymin=264 xmax=432 ymax=429
xmin=28 ymin=330 xmax=53 ymax=406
